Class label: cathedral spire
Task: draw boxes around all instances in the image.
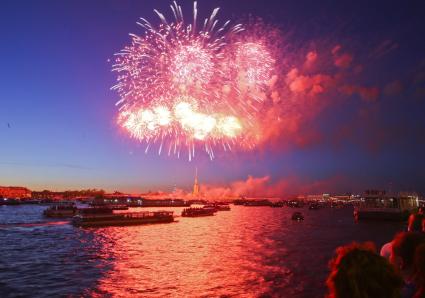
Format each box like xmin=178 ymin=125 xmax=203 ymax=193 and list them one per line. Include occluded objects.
xmin=193 ymin=167 xmax=199 ymax=196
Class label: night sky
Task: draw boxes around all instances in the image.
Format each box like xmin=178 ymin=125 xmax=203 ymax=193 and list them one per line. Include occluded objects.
xmin=0 ymin=0 xmax=424 ymax=195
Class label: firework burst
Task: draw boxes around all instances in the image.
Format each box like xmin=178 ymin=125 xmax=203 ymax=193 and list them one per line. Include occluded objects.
xmin=112 ymin=1 xmax=277 ymax=160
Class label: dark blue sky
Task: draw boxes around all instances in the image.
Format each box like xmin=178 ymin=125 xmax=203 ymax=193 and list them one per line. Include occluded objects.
xmin=0 ymin=0 xmax=424 ymax=194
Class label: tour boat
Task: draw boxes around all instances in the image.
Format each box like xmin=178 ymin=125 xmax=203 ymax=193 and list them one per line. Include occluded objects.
xmin=354 ymin=190 xmax=419 ymax=221
xmin=43 ymin=203 xmax=77 ymax=218
xmin=203 ymin=204 xmax=231 ymax=211
xmin=72 ymin=208 xmax=174 ymax=227
xmin=215 ymin=204 xmax=231 ymax=211
xmin=181 ymin=207 xmax=216 ymax=217
xmin=89 ymin=203 xmax=128 ymax=210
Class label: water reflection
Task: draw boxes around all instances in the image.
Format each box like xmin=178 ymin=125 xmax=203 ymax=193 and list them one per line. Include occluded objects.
xmin=93 ymin=207 xmax=280 ymax=297
xmin=0 ymin=205 xmax=404 ymax=298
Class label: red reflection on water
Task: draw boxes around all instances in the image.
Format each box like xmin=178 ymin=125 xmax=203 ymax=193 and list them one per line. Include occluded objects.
xmin=0 ymin=221 xmax=69 ymax=228
xmin=88 ymin=206 xmax=284 ymax=297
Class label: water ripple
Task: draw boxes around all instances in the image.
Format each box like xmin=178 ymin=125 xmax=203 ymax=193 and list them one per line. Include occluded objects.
xmin=0 ymin=205 xmax=403 ymax=297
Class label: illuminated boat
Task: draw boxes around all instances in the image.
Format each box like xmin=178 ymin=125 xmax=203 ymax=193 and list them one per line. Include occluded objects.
xmin=291 ymin=212 xmax=304 ymax=221
xmin=43 ymin=202 xmax=76 ymax=218
xmin=181 ymin=207 xmax=216 ymax=217
xmin=72 ymin=208 xmax=174 ymax=227
xmin=203 ymin=204 xmax=231 ymax=211
xmin=354 ymin=190 xmax=419 ymax=221
xmin=89 ymin=203 xmax=128 ymax=210
xmin=288 ymin=200 xmax=302 ymax=208
xmin=215 ymin=204 xmax=231 ymax=211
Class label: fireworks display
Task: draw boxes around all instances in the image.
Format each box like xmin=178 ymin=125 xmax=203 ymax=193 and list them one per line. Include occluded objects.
xmin=112 ymin=1 xmax=276 ymax=160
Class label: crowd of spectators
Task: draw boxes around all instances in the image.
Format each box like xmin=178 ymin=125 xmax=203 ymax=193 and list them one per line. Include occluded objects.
xmin=326 ymin=209 xmax=425 ymax=298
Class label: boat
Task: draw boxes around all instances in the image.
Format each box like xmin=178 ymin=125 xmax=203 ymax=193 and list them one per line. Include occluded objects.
xmin=271 ymin=201 xmax=285 ymax=208
xmin=215 ymin=204 xmax=231 ymax=211
xmin=72 ymin=207 xmax=174 ymax=227
xmin=0 ymin=198 xmax=20 ymax=205
xmin=354 ymin=190 xmax=419 ymax=221
xmin=181 ymin=207 xmax=216 ymax=217
xmin=203 ymin=204 xmax=231 ymax=211
xmin=89 ymin=203 xmax=128 ymax=210
xmin=291 ymin=212 xmax=304 ymax=221
xmin=243 ymin=199 xmax=272 ymax=206
xmin=288 ymin=200 xmax=302 ymax=208
xmin=43 ymin=202 xmax=77 ymax=218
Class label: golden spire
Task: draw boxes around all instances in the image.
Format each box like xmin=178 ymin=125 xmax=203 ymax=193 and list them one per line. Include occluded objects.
xmin=193 ymin=167 xmax=199 ymax=196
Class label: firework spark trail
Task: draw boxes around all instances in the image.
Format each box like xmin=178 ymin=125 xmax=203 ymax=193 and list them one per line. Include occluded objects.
xmin=112 ymin=1 xmax=277 ymax=160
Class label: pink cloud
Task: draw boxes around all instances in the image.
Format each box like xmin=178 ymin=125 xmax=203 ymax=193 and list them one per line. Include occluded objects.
xmin=334 ymin=53 xmax=353 ymax=68
xmin=358 ymin=86 xmax=380 ymax=101
xmin=330 ymin=44 xmax=353 ymax=68
xmin=285 ymin=68 xmax=335 ymax=96
xmin=304 ymin=51 xmax=318 ymax=68
xmin=200 ymin=175 xmax=285 ymax=198
xmin=246 ymin=42 xmax=384 ymax=151
xmin=331 ymin=45 xmax=341 ymax=55
xmin=340 ymin=85 xmax=380 ymax=102
xmin=200 ymin=175 xmax=350 ymax=199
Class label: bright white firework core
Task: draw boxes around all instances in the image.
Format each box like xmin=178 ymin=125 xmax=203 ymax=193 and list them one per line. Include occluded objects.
xmin=119 ymin=101 xmax=242 ymax=141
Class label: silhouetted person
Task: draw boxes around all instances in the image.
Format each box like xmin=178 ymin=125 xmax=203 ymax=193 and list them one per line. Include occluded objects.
xmin=391 ymin=232 xmax=425 ymax=298
xmin=327 ymin=242 xmax=403 ymax=298
xmin=408 ymin=214 xmax=425 ymax=233
xmin=381 ymin=213 xmax=424 ymax=259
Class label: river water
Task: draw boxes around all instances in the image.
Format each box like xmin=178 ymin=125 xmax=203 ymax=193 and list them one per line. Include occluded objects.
xmin=0 ymin=204 xmax=404 ymax=297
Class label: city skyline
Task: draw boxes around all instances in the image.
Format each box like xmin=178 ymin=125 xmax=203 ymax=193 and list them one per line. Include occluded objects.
xmin=0 ymin=0 xmax=424 ymax=195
